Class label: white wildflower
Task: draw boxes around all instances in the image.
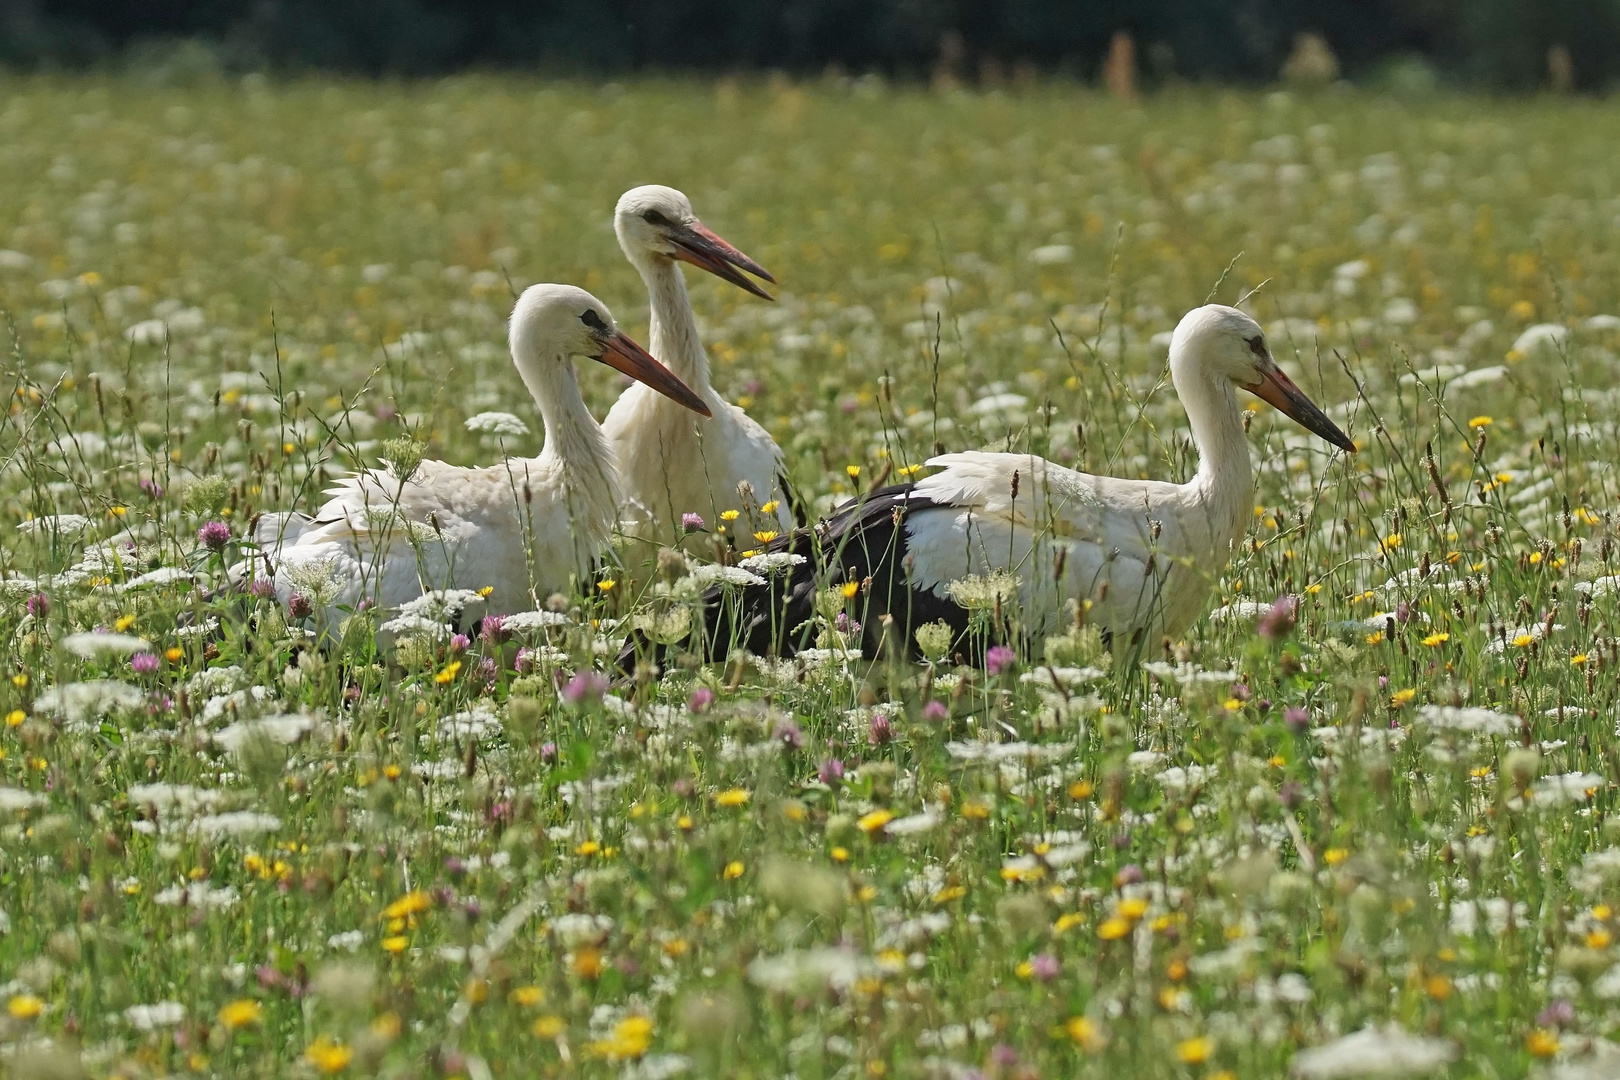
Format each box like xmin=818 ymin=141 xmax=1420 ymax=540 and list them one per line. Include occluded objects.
xmin=124 ymin=1002 xmax=185 ymax=1031
xmin=16 ymin=514 xmax=92 ymax=535
xmin=1289 ymin=1024 xmax=1457 ymax=1078
xmin=397 ymin=588 xmax=485 ymax=622
xmin=34 ymin=680 xmax=144 ymax=726
xmin=550 ymin=913 xmax=613 ymax=946
xmin=213 ymin=714 xmax=328 ymax=753
xmin=1532 ymin=772 xmax=1604 ymax=806
xmin=465 ymin=411 xmax=530 ymax=437
xmin=154 ymin=881 xmax=239 ymax=909
xmin=1413 ymin=705 xmax=1518 ymax=737
xmin=61 ymin=631 xmax=151 ymax=658
xmin=127 ymin=784 xmax=224 ymax=814
xmin=327 ymin=930 xmax=365 ymax=952
xmin=685 ymin=564 xmax=766 ymax=588
xmin=500 ymin=609 xmax=571 ymax=634
xmin=885 ymin=812 xmax=941 ymax=836
xmin=1156 ymin=765 xmax=1218 ymax=791
xmin=120 ymin=567 xmax=196 ymax=590
xmin=194 ymin=811 xmax=282 ymax=838
xmin=738 ymin=552 xmax=807 ymax=574
xmin=378 ymin=613 xmax=453 ymax=640
xmin=747 ymin=947 xmax=873 ymax=993
xmin=0 ymin=788 xmax=46 ymax=812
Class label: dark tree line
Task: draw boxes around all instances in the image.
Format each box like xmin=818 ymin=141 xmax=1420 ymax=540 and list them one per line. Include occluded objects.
xmin=6 ymin=0 xmax=1620 ymax=89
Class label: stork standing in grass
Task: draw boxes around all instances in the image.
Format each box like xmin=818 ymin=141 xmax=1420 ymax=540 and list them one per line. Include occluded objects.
xmin=246 ymin=284 xmax=711 ymax=632
xmin=602 ymin=185 xmax=793 ymax=550
xmin=665 ymin=305 xmax=1355 ymax=664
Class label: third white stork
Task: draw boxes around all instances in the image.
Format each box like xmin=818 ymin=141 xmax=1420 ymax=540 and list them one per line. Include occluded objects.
xmin=676 ymin=304 xmax=1355 ymax=664
xmin=602 ymin=185 xmax=793 ymax=551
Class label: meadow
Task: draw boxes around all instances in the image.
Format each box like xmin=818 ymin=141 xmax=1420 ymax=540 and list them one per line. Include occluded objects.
xmin=2 ymin=72 xmax=1620 ymax=1079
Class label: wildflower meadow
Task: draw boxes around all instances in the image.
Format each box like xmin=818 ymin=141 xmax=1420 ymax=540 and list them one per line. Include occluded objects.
xmin=3 ymin=75 xmax=1620 ymax=1078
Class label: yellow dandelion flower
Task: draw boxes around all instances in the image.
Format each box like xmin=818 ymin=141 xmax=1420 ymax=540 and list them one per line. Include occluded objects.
xmin=1391 ymin=688 xmax=1417 ymax=706
xmin=382 ymin=890 xmax=432 ymax=919
xmin=304 ymin=1037 xmax=353 ymax=1074
xmin=1064 ymin=1016 xmax=1106 ymax=1051
xmin=1513 ymin=633 xmax=1536 ymax=648
xmin=898 ymin=463 xmax=922 ymax=477
xmin=1526 ymin=1029 xmax=1560 ymax=1058
xmin=959 ymin=799 xmax=991 ymax=820
xmin=1468 ymin=416 xmax=1493 ymax=428
xmin=753 ymin=530 xmax=778 ymax=543
xmin=846 ymin=464 xmax=861 ymax=478
xmin=1381 ymin=533 xmax=1402 ymax=551
xmin=532 ymin=1014 xmax=566 ymax=1038
xmin=1054 ymin=912 xmax=1086 ymax=933
xmin=1118 ymin=897 xmax=1149 ymax=920
xmin=722 ymin=860 xmax=745 ymax=880
xmin=760 ymin=500 xmax=780 ymax=514
xmin=1366 ymin=630 xmax=1385 ymax=645
xmin=830 ymin=846 xmax=849 ymax=862
xmin=857 ymin=809 xmax=894 ymax=834
xmin=1424 ymin=973 xmax=1453 ymax=1001
xmin=575 ymin=840 xmax=601 ymax=856
xmin=381 ymin=936 xmax=408 ymax=955
xmin=1589 ymin=929 xmax=1613 ymax=949
xmin=4 ymin=710 xmax=23 ymax=727
xmin=218 ymin=999 xmax=261 ymax=1029
xmin=477 ymin=585 xmax=494 ymax=597
xmin=164 ymin=646 xmax=183 ymax=662
xmin=597 ymin=579 xmax=616 ymax=592
xmin=115 ymin=614 xmax=136 ymax=631
xmin=841 ymin=580 xmax=859 ymax=598
xmin=1176 ymin=1036 xmax=1214 ymax=1065
xmin=932 ymin=885 xmax=967 ymax=903
xmin=510 ymin=985 xmax=545 ymax=1007
xmin=719 ymin=509 xmax=740 ymax=522
xmin=8 ymin=994 xmax=44 ymax=1020
xmin=1323 ymin=847 xmax=1350 ymax=866
xmin=1422 ymin=632 xmax=1450 ymax=646
xmin=1573 ymin=653 xmax=1589 ymax=666
xmin=1596 ymin=904 xmax=1614 ymax=920
xmin=715 ymin=788 xmax=751 ymax=807
xmin=434 ymin=659 xmax=462 ymax=684
xmin=1068 ymin=780 xmax=1094 ymax=800
xmin=1097 ymin=917 xmax=1131 ymax=940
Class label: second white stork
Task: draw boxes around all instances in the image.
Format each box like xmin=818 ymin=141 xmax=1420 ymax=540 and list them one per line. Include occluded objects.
xmin=672 ymin=305 xmax=1354 ymax=664
xmin=245 ymin=284 xmax=710 ymax=634
xmin=602 ymin=185 xmax=794 ymax=549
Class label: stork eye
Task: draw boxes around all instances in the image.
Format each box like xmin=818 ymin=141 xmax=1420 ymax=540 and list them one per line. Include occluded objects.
xmin=642 ymin=210 xmax=671 ymax=227
xmin=1246 ymin=336 xmax=1268 ymax=359
xmin=579 ymin=309 xmax=606 ymax=331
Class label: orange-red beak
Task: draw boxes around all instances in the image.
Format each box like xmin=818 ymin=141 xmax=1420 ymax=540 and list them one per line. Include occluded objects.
xmin=594 ymin=330 xmax=712 ymax=418
xmin=671 ymin=220 xmax=776 ymax=300
xmin=1244 ymin=363 xmax=1355 ymax=452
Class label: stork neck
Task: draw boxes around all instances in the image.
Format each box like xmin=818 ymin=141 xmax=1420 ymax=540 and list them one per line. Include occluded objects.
xmin=512 ymin=348 xmax=621 ymax=533
xmin=1177 ymin=368 xmax=1254 ymax=543
xmin=636 ymin=255 xmax=711 ymax=391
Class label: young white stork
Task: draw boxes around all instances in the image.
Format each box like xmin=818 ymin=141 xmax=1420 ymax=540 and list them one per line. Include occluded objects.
xmin=601 ymin=185 xmax=793 ymax=547
xmin=246 ymin=284 xmax=710 ymax=633
xmin=672 ymin=305 xmax=1355 ymax=664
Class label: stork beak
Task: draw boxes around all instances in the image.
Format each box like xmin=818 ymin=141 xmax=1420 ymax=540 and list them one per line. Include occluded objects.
xmin=671 ymin=220 xmax=776 ymax=300
xmin=1244 ymin=363 xmax=1356 ymax=452
xmin=595 ymin=330 xmax=713 ymax=418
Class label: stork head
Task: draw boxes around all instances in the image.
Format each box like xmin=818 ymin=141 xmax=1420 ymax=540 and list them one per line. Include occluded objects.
xmin=614 ymin=184 xmax=776 ymax=300
xmin=509 ymin=284 xmax=712 ymax=417
xmin=1171 ymin=304 xmax=1354 ymax=452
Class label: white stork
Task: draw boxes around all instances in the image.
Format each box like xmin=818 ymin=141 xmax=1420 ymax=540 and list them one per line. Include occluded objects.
xmin=679 ymin=305 xmax=1355 ymax=663
xmin=601 ymin=185 xmax=793 ymax=551
xmin=246 ymin=284 xmax=710 ymax=633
